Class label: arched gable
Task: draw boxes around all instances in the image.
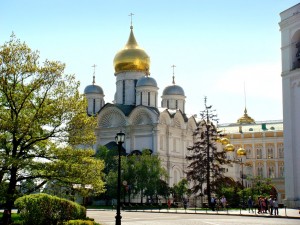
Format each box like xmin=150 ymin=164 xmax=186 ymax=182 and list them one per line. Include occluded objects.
xmin=173 ymin=111 xmax=186 ymax=129
xmin=187 ymin=116 xmax=197 ymax=132
xmin=98 ymin=105 xmax=126 ymax=128
xmin=128 ymin=106 xmax=158 ymax=125
xmin=159 ymin=110 xmax=172 ymax=126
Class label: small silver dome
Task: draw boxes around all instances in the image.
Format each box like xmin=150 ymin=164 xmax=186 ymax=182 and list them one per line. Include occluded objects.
xmin=136 ymin=76 xmax=157 ymax=87
xmin=162 ymin=84 xmax=185 ymax=96
xmin=84 ymin=84 xmax=104 ymax=94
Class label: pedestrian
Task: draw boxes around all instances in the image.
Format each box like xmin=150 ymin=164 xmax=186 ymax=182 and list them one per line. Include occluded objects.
xmin=211 ymin=197 xmax=216 ymax=211
xmin=257 ymin=196 xmax=262 ymax=214
xmin=221 ymin=196 xmax=227 ymax=209
xmin=167 ymin=199 xmax=171 ymax=210
xmin=273 ymin=198 xmax=279 ymax=215
xmin=269 ymin=196 xmax=274 ymax=215
xmin=183 ymin=198 xmax=188 ymax=210
xmin=247 ymin=196 xmax=254 ymax=213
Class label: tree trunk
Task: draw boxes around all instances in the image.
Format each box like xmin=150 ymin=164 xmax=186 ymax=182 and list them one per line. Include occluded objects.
xmin=2 ymin=166 xmax=18 ymax=224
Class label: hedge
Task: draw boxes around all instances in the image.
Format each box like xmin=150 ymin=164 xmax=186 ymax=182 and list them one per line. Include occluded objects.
xmin=14 ymin=193 xmax=86 ymax=225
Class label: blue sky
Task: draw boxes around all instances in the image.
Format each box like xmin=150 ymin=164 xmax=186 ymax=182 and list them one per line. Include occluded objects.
xmin=1 ymin=0 xmax=299 ymax=123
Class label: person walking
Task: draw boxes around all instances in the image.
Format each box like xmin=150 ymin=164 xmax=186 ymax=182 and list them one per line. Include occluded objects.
xmin=221 ymin=196 xmax=227 ymax=210
xmin=167 ymin=199 xmax=171 ymax=210
xmin=269 ymin=196 xmax=274 ymax=215
xmin=247 ymin=196 xmax=254 ymax=213
xmin=273 ymin=198 xmax=279 ymax=215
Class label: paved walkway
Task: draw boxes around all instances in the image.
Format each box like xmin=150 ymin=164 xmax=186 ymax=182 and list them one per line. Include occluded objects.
xmin=87 ymin=208 xmax=300 ymax=225
xmin=88 ymin=207 xmax=300 ymax=218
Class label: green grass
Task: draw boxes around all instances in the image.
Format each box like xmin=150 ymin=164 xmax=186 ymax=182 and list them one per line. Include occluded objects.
xmin=0 ymin=212 xmax=23 ymax=223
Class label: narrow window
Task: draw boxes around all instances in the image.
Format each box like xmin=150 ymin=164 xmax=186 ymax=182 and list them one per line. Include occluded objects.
xmin=148 ymin=92 xmax=150 ymax=106
xmin=122 ymin=80 xmax=125 ymax=104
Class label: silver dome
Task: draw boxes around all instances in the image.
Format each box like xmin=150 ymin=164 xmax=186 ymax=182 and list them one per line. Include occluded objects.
xmin=162 ymin=84 xmax=185 ymax=96
xmin=136 ymin=76 xmax=157 ymax=87
xmin=84 ymin=84 xmax=104 ymax=94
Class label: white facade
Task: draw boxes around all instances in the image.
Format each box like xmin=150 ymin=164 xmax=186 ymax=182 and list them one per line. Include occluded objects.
xmin=280 ymin=3 xmax=300 ymax=208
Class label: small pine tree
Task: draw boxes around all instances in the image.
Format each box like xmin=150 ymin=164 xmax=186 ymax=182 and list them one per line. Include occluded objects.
xmin=186 ymin=97 xmax=230 ymax=207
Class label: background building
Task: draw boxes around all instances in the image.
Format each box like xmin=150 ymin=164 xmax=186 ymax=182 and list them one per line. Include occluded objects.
xmin=219 ymin=110 xmax=284 ymax=202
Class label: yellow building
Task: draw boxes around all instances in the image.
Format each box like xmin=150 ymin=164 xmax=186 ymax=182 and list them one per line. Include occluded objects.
xmin=219 ymin=108 xmax=285 ymax=202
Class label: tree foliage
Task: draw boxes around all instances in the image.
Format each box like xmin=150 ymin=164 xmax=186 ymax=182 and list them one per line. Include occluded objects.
xmin=186 ymin=98 xmax=230 ymax=204
xmin=0 ymin=35 xmax=105 ymax=218
xmin=101 ymin=149 xmax=168 ymax=203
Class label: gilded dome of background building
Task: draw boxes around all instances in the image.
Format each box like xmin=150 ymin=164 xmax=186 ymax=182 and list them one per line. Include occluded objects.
xmin=237 ymin=108 xmax=255 ymax=124
xmin=113 ymin=26 xmax=150 ymax=74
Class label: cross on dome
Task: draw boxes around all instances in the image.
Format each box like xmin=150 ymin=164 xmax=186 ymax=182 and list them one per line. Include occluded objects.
xmin=129 ymin=13 xmax=134 ymax=29
xmin=92 ymin=64 xmax=97 ymax=85
xmin=171 ymin=64 xmax=176 ymax=84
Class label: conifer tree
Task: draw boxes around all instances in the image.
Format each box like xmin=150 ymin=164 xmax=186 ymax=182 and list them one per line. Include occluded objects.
xmin=186 ymin=97 xmax=229 ymax=207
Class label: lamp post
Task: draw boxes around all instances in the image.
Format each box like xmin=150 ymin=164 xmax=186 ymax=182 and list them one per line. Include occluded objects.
xmin=115 ymin=131 xmax=125 ymax=225
xmin=237 ymin=147 xmax=246 ymax=209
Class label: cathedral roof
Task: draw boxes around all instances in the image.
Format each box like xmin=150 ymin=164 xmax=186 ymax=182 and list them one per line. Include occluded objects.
xmin=101 ymin=103 xmax=159 ymax=116
xmin=113 ymin=26 xmax=150 ymax=74
xmin=84 ymin=84 xmax=104 ymax=95
xmin=136 ymin=76 xmax=157 ymax=87
xmin=162 ymin=84 xmax=185 ymax=96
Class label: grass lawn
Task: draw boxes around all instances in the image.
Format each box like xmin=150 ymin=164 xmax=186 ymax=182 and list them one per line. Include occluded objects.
xmin=0 ymin=212 xmax=23 ymax=223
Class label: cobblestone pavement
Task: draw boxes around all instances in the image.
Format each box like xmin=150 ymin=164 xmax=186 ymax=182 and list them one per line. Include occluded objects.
xmin=87 ymin=208 xmax=300 ymax=225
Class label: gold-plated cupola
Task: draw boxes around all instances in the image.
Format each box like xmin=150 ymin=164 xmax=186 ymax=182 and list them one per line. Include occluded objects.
xmin=237 ymin=108 xmax=255 ymax=124
xmin=113 ymin=26 xmax=150 ymax=74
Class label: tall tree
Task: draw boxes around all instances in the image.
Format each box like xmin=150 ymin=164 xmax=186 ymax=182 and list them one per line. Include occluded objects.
xmin=0 ymin=35 xmax=105 ymax=221
xmin=186 ymin=97 xmax=229 ymax=207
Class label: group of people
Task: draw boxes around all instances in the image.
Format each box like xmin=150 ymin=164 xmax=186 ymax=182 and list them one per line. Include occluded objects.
xmin=248 ymin=196 xmax=279 ymax=215
xmin=211 ymin=196 xmax=227 ymax=211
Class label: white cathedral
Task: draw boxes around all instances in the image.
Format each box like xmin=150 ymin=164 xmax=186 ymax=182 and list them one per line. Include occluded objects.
xmin=84 ymin=24 xmax=197 ymax=186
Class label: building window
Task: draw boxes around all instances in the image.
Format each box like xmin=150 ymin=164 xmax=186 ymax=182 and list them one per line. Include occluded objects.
xmin=122 ymin=80 xmax=125 ymax=104
xmin=246 ymin=148 xmax=251 ymax=159
xmin=257 ymin=167 xmax=263 ymax=177
xmin=167 ymin=100 xmax=169 ymax=108
xmin=279 ymin=166 xmax=284 ymax=177
xmin=176 ymin=100 xmax=178 ymax=109
xmin=140 ymin=92 xmax=142 ymax=105
xmin=256 ymin=148 xmax=262 ymax=159
xmin=93 ymin=99 xmax=96 ymax=115
xmin=267 ymin=148 xmax=274 ymax=159
xmin=268 ymin=167 xmax=275 ymax=178
xmin=278 ymin=144 xmax=284 ymax=158
xmin=134 ymin=80 xmax=137 ymax=105
xmin=148 ymin=92 xmax=150 ymax=106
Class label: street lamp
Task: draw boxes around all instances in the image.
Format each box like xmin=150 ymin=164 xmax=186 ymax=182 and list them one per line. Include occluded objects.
xmin=115 ymin=131 xmax=125 ymax=225
xmin=237 ymin=147 xmax=246 ymax=209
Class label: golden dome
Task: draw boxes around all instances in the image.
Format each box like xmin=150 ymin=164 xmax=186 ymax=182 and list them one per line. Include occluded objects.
xmin=113 ymin=26 xmax=150 ymax=74
xmin=237 ymin=147 xmax=247 ymax=156
xmin=221 ymin=138 xmax=230 ymax=145
xmin=237 ymin=108 xmax=255 ymax=124
xmin=224 ymin=143 xmax=235 ymax=152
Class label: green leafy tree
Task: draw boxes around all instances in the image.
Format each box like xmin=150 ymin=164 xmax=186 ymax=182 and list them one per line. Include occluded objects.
xmin=186 ymin=97 xmax=230 ymax=207
xmin=172 ymin=178 xmax=189 ymax=201
xmin=0 ymin=35 xmax=105 ymax=222
xmin=105 ymin=149 xmax=167 ymax=203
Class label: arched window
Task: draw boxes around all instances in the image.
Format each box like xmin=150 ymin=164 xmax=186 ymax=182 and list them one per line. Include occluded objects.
xmin=256 ymin=148 xmax=262 ymax=159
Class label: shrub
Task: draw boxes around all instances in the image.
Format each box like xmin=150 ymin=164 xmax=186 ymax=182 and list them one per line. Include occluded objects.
xmin=14 ymin=193 xmax=86 ymax=225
